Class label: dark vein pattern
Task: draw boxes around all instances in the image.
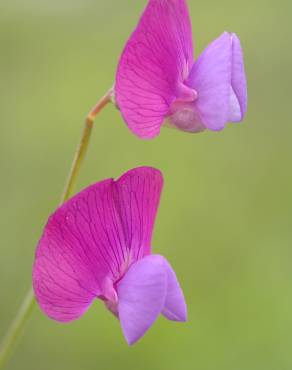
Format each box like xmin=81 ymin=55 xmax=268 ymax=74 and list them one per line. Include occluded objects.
xmin=115 ymin=0 xmax=194 ymax=139
xmin=33 ymin=167 xmax=163 ymax=322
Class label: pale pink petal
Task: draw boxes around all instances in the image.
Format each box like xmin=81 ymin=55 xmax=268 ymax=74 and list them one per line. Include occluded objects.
xmin=33 ymin=167 xmax=163 ymax=322
xmin=229 ymin=33 xmax=247 ymax=122
xmin=167 ymin=100 xmax=206 ymax=133
xmin=115 ymin=0 xmax=194 ymax=139
xmin=187 ymin=32 xmax=232 ymax=131
xmin=161 ymin=259 xmax=187 ymax=322
xmin=117 ymin=255 xmax=168 ymax=345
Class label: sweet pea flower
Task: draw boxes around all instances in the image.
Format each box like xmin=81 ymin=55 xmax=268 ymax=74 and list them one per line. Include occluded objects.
xmin=115 ymin=0 xmax=247 ymax=139
xmin=33 ymin=167 xmax=186 ymax=345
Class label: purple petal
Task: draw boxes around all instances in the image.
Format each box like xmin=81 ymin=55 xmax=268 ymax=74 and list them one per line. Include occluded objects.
xmin=33 ymin=167 xmax=163 ymax=322
xmin=187 ymin=32 xmax=232 ymax=131
xmin=229 ymin=33 xmax=247 ymax=122
xmin=117 ymin=255 xmax=168 ymax=345
xmin=115 ymin=0 xmax=194 ymax=139
xmin=161 ymin=259 xmax=187 ymax=322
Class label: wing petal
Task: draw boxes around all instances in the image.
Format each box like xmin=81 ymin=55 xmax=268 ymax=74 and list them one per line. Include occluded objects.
xmin=187 ymin=32 xmax=232 ymax=131
xmin=117 ymin=255 xmax=167 ymax=345
xmin=229 ymin=33 xmax=247 ymax=122
xmin=161 ymin=258 xmax=187 ymax=322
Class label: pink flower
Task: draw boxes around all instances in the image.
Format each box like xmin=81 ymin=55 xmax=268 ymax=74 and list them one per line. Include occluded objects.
xmin=115 ymin=0 xmax=247 ymax=139
xmin=33 ymin=167 xmax=186 ymax=345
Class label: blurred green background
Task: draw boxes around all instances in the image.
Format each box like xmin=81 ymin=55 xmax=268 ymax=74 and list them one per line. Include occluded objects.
xmin=0 ymin=0 xmax=291 ymax=369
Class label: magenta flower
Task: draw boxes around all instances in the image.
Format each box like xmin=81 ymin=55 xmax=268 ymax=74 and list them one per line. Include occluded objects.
xmin=115 ymin=0 xmax=247 ymax=139
xmin=33 ymin=167 xmax=186 ymax=345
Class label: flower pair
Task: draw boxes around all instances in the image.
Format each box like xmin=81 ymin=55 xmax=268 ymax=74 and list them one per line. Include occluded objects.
xmin=33 ymin=0 xmax=247 ymax=345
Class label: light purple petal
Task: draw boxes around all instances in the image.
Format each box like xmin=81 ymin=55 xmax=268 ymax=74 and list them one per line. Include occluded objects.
xmin=187 ymin=32 xmax=232 ymax=131
xmin=161 ymin=259 xmax=187 ymax=322
xmin=229 ymin=87 xmax=242 ymax=122
xmin=229 ymin=33 xmax=247 ymax=122
xmin=33 ymin=167 xmax=163 ymax=322
xmin=115 ymin=0 xmax=194 ymax=139
xmin=117 ymin=255 xmax=168 ymax=345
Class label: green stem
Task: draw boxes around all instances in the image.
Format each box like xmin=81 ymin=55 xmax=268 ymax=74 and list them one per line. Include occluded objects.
xmin=61 ymin=89 xmax=112 ymax=202
xmin=0 ymin=289 xmax=35 ymax=368
xmin=0 ymin=89 xmax=112 ymax=369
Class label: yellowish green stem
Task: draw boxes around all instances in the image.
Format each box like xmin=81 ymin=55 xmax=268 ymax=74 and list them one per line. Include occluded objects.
xmin=0 ymin=88 xmax=112 ymax=369
xmin=61 ymin=90 xmax=112 ymax=202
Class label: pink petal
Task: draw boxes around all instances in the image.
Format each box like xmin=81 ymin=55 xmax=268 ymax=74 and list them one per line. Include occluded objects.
xmin=161 ymin=259 xmax=187 ymax=322
xmin=117 ymin=255 xmax=168 ymax=345
xmin=33 ymin=167 xmax=163 ymax=322
xmin=229 ymin=33 xmax=247 ymax=122
xmin=115 ymin=166 xmax=163 ymax=260
xmin=187 ymin=32 xmax=232 ymax=131
xmin=115 ymin=0 xmax=194 ymax=139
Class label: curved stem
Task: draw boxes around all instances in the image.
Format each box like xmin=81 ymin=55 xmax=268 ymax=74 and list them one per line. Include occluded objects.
xmin=0 ymin=88 xmax=113 ymax=369
xmin=61 ymin=89 xmax=112 ymax=202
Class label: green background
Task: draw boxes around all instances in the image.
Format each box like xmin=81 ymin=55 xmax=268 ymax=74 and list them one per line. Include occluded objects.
xmin=1 ymin=0 xmax=291 ymax=369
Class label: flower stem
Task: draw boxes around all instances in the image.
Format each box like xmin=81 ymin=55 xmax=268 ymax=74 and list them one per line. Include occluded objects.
xmin=61 ymin=89 xmax=113 ymax=202
xmin=0 ymin=88 xmax=113 ymax=369
xmin=0 ymin=288 xmax=35 ymax=369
